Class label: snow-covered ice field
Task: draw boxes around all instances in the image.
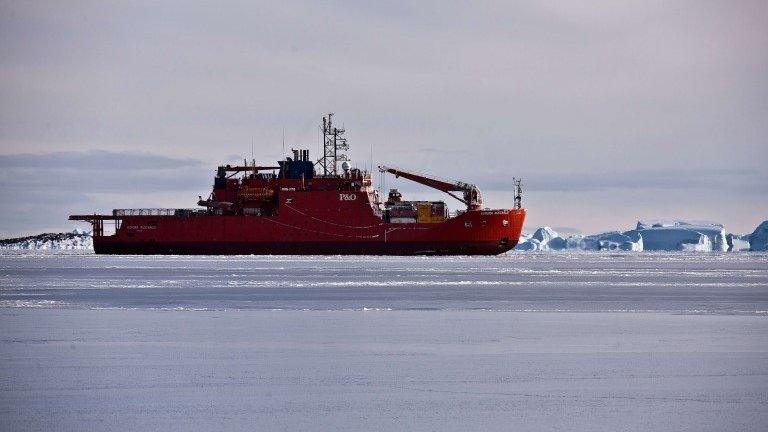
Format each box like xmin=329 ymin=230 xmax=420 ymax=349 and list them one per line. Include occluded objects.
xmin=1 ymin=252 xmax=767 ymax=431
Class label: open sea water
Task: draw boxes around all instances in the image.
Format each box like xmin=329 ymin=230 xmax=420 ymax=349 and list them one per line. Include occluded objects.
xmin=1 ymin=251 xmax=767 ymax=431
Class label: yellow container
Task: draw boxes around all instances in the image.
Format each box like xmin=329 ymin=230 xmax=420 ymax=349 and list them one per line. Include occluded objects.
xmin=416 ymin=202 xmax=432 ymax=223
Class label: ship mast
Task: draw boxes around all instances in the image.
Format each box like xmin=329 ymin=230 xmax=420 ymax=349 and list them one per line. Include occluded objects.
xmin=318 ymin=113 xmax=349 ymax=176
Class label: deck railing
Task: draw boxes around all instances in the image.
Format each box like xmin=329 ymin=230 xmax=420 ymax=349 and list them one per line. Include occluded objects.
xmin=112 ymin=208 xmax=200 ymax=216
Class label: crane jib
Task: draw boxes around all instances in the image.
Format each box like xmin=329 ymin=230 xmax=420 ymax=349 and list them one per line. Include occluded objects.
xmin=378 ymin=165 xmax=483 ymax=209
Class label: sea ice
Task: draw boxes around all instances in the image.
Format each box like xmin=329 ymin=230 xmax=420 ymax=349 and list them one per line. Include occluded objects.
xmin=2 ymin=253 xmax=767 ymax=431
xmin=1 ymin=309 xmax=767 ymax=431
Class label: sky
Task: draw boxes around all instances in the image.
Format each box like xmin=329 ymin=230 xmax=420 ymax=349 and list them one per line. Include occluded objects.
xmin=1 ymin=0 xmax=766 ymax=237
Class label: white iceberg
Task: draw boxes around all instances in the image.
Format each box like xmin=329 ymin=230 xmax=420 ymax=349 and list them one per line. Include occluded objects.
xmin=626 ymin=220 xmax=726 ymax=252
xmin=514 ymin=219 xmax=734 ymax=252
xmin=515 ymin=227 xmax=558 ymax=251
xmin=0 ymin=231 xmax=93 ymax=250
xmin=678 ymin=233 xmax=712 ymax=252
xmin=577 ymin=231 xmax=642 ymax=251
xmin=515 ymin=236 xmax=541 ymax=251
xmin=531 ymin=227 xmax=557 ymax=244
xmin=726 ymin=234 xmax=751 ymax=252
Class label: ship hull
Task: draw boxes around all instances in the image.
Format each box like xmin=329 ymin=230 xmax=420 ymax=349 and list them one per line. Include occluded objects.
xmin=90 ymin=208 xmax=526 ymax=256
xmin=93 ymin=240 xmax=519 ymax=255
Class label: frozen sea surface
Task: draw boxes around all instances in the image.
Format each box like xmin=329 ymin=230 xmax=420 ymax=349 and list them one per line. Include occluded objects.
xmin=1 ymin=252 xmax=767 ymax=431
xmin=1 ymin=252 xmax=767 ymax=313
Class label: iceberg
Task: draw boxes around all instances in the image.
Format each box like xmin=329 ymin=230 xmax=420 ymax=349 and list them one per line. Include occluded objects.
xmin=514 ymin=219 xmax=739 ymax=252
xmin=515 ymin=236 xmax=541 ymax=251
xmin=515 ymin=227 xmax=583 ymax=251
xmin=514 ymin=227 xmax=643 ymax=252
xmin=626 ymin=220 xmax=727 ymax=252
xmin=515 ymin=227 xmax=557 ymax=251
xmin=750 ymin=221 xmax=768 ymax=251
xmin=0 ymin=230 xmax=93 ymax=250
xmin=531 ymin=227 xmax=557 ymax=244
xmin=678 ymin=233 xmax=712 ymax=252
xmin=726 ymin=234 xmax=751 ymax=252
xmin=577 ymin=231 xmax=642 ymax=251
xmin=546 ymin=236 xmax=568 ymax=250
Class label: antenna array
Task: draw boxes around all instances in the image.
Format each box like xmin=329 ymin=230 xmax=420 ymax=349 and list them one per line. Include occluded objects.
xmin=318 ymin=113 xmax=349 ymax=176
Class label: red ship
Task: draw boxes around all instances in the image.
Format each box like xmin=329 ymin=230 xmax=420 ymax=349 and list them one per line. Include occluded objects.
xmin=71 ymin=114 xmax=526 ymax=255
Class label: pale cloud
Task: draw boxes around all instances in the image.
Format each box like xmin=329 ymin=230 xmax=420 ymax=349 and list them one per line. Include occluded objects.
xmin=1 ymin=0 xmax=766 ymax=235
xmin=0 ymin=151 xmax=210 ymax=236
